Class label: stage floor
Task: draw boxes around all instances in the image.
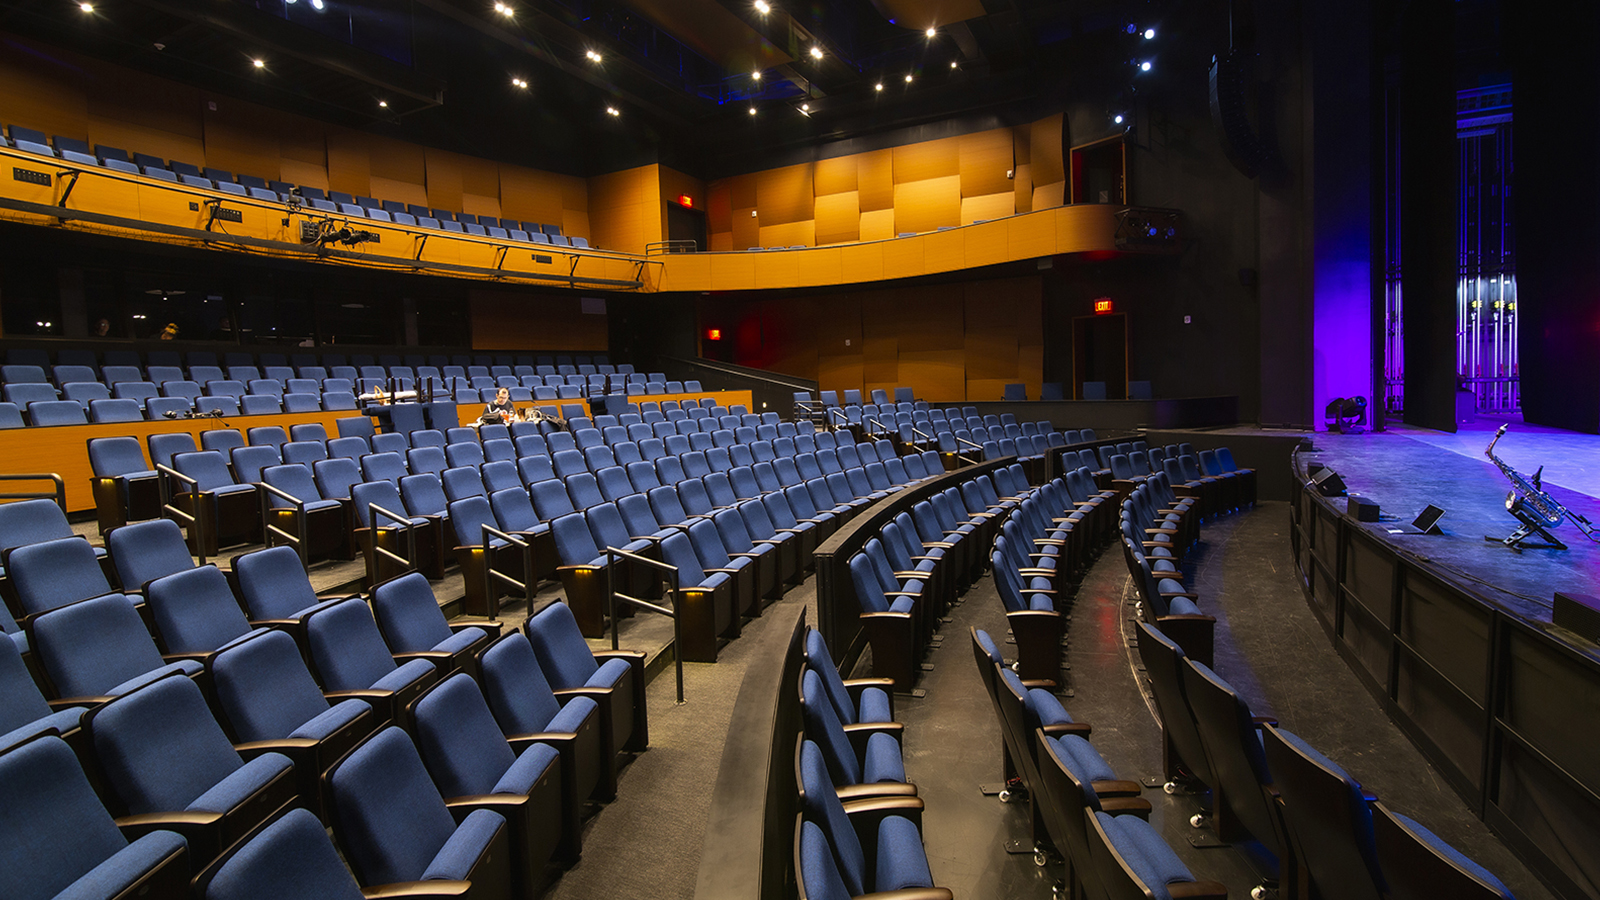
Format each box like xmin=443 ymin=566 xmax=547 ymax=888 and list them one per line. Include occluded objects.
xmin=1304 ymin=419 xmax=1600 ymax=625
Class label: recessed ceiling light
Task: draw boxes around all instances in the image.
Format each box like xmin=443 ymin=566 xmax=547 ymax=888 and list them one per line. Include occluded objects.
xmin=905 ymin=73 xmax=913 ymax=82
xmin=800 ymin=103 xmax=809 ymax=111
xmin=950 ymin=60 xmax=958 ymax=69
xmin=925 ymin=27 xmax=936 ymax=38
xmin=512 ymin=77 xmax=528 ymax=88
xmin=586 ymin=50 xmax=603 ymax=63
xmin=606 ymin=106 xmax=620 ymax=116
xmin=1140 ymin=60 xmax=1152 ymax=72
xmin=875 ymin=82 xmax=883 ymax=91
xmin=309 ymin=0 xmax=324 ymax=9
xmin=494 ymin=2 xmax=514 ymax=16
xmin=1114 ymin=114 xmax=1124 ymax=124
xmin=378 ymin=100 xmax=388 ymax=108
xmin=752 ymin=70 xmax=762 ymax=80
xmin=79 ymin=2 xmax=93 ymax=12
xmin=754 ymin=0 xmax=770 ymax=13
xmin=809 ymin=46 xmax=823 ymax=60
xmin=252 ymin=58 xmax=265 ymax=69
xmin=1144 ymin=28 xmax=1156 ymax=40
xmin=749 ymin=107 xmax=757 ymax=115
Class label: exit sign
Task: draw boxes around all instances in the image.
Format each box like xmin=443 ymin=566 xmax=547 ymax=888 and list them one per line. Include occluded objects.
xmin=1094 ymin=298 xmax=1115 ymax=314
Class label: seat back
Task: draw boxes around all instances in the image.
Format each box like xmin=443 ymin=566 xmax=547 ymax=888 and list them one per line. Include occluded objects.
xmin=145 ymin=565 xmax=253 ymax=654
xmin=1182 ymin=659 xmax=1281 ymax=853
xmin=1261 ymin=725 xmax=1384 ymax=900
xmin=31 ymin=593 xmax=171 ymax=697
xmin=411 ymin=673 xmax=518 ymax=798
xmin=106 ymin=518 xmax=194 ymax=590
xmin=328 ymin=727 xmax=475 ymax=885
xmin=1133 ymin=622 xmax=1215 ymax=788
xmin=198 ymin=806 xmax=364 ymax=900
xmin=370 ymin=572 xmax=452 ymax=653
xmin=86 ymin=671 xmax=247 ymax=814
xmin=232 ymin=545 xmax=320 ymax=620
xmin=1371 ymin=802 xmax=1514 ymax=900
xmin=305 ymin=599 xmax=405 ymax=691
xmin=522 ymin=601 xmax=600 ymax=689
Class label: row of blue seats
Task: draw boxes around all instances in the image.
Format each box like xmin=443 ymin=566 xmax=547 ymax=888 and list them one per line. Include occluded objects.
xmin=0 ymin=361 xmax=646 ymax=389
xmin=0 ymin=346 xmax=614 ymax=376
xmin=4 ymin=124 xmax=591 ymax=248
xmin=0 ymin=513 xmax=648 ymax=899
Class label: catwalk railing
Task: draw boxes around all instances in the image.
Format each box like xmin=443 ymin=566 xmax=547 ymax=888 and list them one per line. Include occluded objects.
xmin=1290 ymin=450 xmax=1600 ymax=900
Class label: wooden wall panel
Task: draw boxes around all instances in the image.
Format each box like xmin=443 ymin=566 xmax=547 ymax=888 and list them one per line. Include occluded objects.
xmin=710 ymin=231 xmax=734 ymax=251
xmin=369 ymin=175 xmax=429 ymax=207
xmin=460 ymin=192 xmax=502 ymax=219
xmin=1029 ymin=113 xmax=1065 ymax=186
xmin=0 ymin=44 xmax=89 ymax=140
xmin=325 ymin=128 xmax=373 ymax=197
xmin=814 ymin=155 xmax=858 ymax=195
xmin=1032 ymin=180 xmax=1065 ymax=210
xmin=499 ymin=166 xmax=568 ymax=227
xmin=862 ymin=336 xmax=899 ymax=386
xmin=587 ymin=164 xmax=655 ymax=253
xmin=895 ymin=287 xmax=964 ymax=352
xmin=758 ymin=221 xmax=815 ymax=248
xmin=732 ymin=207 xmax=759 ymax=249
xmin=898 ymin=350 xmax=967 ymax=401
xmin=893 ymin=176 xmax=961 ymax=234
xmin=729 ymin=173 xmax=759 ymax=210
xmin=1013 ymin=163 xmax=1033 ymax=214
xmin=756 ymin=163 xmax=814 ymax=225
xmin=280 ymin=159 xmax=329 ymax=191
xmin=962 ymin=192 xmax=1015 ymax=224
xmin=813 ymin=191 xmax=861 ymax=245
xmin=423 ymin=149 xmax=465 ymax=212
xmin=857 ymin=149 xmax=895 ymax=211
xmin=367 ymin=134 xmax=426 ymax=185
xmin=860 ymin=208 xmax=896 ymax=243
xmin=707 ymin=181 xmax=734 ymax=235
xmin=959 ymin=128 xmax=1013 ymax=197
xmin=201 ymin=99 xmax=284 ymax=184
xmin=894 ymin=136 xmax=960 ymax=183
xmin=459 ymin=153 xmax=502 ymax=199
xmin=279 ymin=125 xmax=327 ymax=168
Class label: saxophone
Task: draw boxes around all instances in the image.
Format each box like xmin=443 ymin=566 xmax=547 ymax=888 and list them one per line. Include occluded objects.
xmin=1484 ymin=425 xmax=1564 ymax=528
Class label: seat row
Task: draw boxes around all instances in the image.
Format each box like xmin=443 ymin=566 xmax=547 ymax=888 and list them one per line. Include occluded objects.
xmin=0 ymin=347 xmax=620 ymax=382
xmin=3 ymin=124 xmax=595 ymax=248
xmin=1 ymin=558 xmax=648 ymax=900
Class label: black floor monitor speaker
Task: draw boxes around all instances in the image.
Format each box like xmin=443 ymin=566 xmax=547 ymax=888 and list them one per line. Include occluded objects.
xmin=1310 ymin=468 xmax=1346 ymax=497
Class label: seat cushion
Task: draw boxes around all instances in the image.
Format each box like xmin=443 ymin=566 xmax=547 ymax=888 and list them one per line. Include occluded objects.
xmin=371 ymin=658 xmax=436 ymax=693
xmin=861 ymin=732 xmax=905 ymax=784
xmin=875 ymin=814 xmax=934 ymax=891
xmin=107 ymin=660 xmax=204 ymax=697
xmin=434 ymin=626 xmax=488 ymax=657
xmin=58 ymin=830 xmax=188 ymax=900
xmin=584 ymin=657 xmax=632 ymax=691
xmin=857 ymin=687 xmax=891 ymax=724
xmin=420 ymin=808 xmax=505 ymax=881
xmin=186 ymin=751 xmax=292 ymax=813
xmin=290 ymin=699 xmax=371 ymax=742
xmin=492 ymin=742 xmax=559 ymax=796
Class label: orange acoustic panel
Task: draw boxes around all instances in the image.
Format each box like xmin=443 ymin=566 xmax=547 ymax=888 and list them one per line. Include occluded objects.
xmin=458 ymin=152 xmax=502 ymax=199
xmin=367 ymin=133 xmax=427 ymax=184
xmin=731 ymin=207 xmax=759 ymax=249
xmin=710 ymin=231 xmax=734 ymax=252
xmin=1032 ymin=181 xmax=1066 ymax=211
xmin=707 ymin=181 xmax=734 ymax=233
xmin=897 ymin=350 xmax=968 ymax=402
xmin=892 ymin=175 xmax=961 ymax=234
xmin=814 ymin=155 xmax=859 ymax=195
xmin=962 ymin=192 xmax=1016 ymax=225
xmin=202 ymin=100 xmax=287 ymax=187
xmin=959 ymin=128 xmax=1014 ymax=197
xmin=857 ymin=149 xmax=895 ymax=211
xmin=894 ymin=136 xmax=960 ymax=184
xmin=862 ymin=336 xmax=900 ymax=385
xmin=499 ymin=166 xmax=569 ymax=228
xmin=1013 ymin=163 xmax=1033 ymax=214
xmin=729 ymin=172 xmax=759 ymax=210
xmin=424 ymin=148 xmax=465 ymax=212
xmin=859 ymin=208 xmax=897 ymax=243
xmin=756 ymin=162 xmax=814 ymax=225
xmin=368 ymin=176 xmax=429 ymax=208
xmin=758 ymin=220 xmax=815 ymax=249
xmin=325 ymin=128 xmax=373 ymax=198
xmin=1030 ymin=113 xmax=1066 ymax=186
xmin=813 ymin=191 xmax=861 ymax=246
xmin=460 ymin=192 xmax=503 ymax=219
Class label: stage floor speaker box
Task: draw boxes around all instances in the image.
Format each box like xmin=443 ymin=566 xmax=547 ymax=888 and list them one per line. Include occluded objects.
xmin=1347 ymin=494 xmax=1380 ymax=522
xmin=1554 ymin=592 xmax=1600 ymax=644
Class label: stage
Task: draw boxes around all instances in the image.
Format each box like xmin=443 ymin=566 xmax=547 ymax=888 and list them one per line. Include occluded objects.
xmin=1300 ymin=417 xmax=1600 ymax=623
xmin=1290 ymin=417 xmax=1600 ymax=900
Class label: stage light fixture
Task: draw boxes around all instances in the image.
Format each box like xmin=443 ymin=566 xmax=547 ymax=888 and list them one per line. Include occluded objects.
xmin=810 ymin=46 xmax=823 ymax=60
xmin=905 ymin=73 xmax=913 ymax=82
xmin=378 ymin=100 xmax=388 ymax=108
xmin=950 ymin=60 xmax=958 ymax=69
xmin=752 ymin=70 xmax=761 ymax=80
xmin=512 ymin=77 xmax=527 ymax=88
xmin=494 ymin=2 xmax=514 ymax=16
xmin=754 ymin=0 xmax=770 ymax=13
xmin=1140 ymin=60 xmax=1153 ymax=72
xmin=606 ymin=106 xmax=620 ymax=117
xmin=1114 ymin=114 xmax=1124 ymax=124
xmin=309 ymin=0 xmax=324 ymax=9
xmin=875 ymin=82 xmax=884 ymax=91
xmin=586 ymin=50 xmax=603 ymax=63
xmin=79 ymin=2 xmax=94 ymax=12
xmin=1144 ymin=28 xmax=1156 ymax=39
xmin=252 ymin=58 xmax=265 ymax=69
xmin=749 ymin=106 xmax=757 ymax=115
xmin=926 ymin=27 xmax=937 ymax=38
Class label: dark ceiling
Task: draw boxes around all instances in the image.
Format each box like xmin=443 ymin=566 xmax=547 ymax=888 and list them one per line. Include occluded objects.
xmin=0 ymin=0 xmax=1177 ymax=179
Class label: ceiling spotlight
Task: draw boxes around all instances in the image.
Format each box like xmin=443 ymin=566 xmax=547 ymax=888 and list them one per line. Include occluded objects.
xmin=800 ymin=103 xmax=809 ymax=111
xmin=586 ymin=50 xmax=603 ymax=63
xmin=1144 ymin=27 xmax=1156 ymax=39
xmin=309 ymin=0 xmax=324 ymax=9
xmin=752 ymin=70 xmax=761 ymax=80
xmin=493 ymin=1 xmax=514 ymax=16
xmin=79 ymin=2 xmax=93 ymax=12
xmin=950 ymin=60 xmax=958 ymax=69
xmin=512 ymin=77 xmax=528 ymax=89
xmin=1113 ymin=114 xmax=1124 ymax=124
xmin=748 ymin=106 xmax=757 ymax=115
xmin=1140 ymin=60 xmax=1152 ymax=72
xmin=252 ymin=58 xmax=265 ymax=69
xmin=904 ymin=73 xmax=913 ymax=82
xmin=606 ymin=106 xmax=620 ymax=116
xmin=754 ymin=0 xmax=770 ymax=13
xmin=809 ymin=45 xmax=823 ymax=60
xmin=378 ymin=100 xmax=388 ymax=108
xmin=875 ymin=82 xmax=884 ymax=91
xmin=925 ymin=27 xmax=936 ymax=38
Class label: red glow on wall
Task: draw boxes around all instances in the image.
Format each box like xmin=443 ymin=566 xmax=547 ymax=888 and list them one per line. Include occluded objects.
xmin=678 ymin=194 xmax=694 ymax=208
xmin=706 ymin=328 xmax=722 ymax=341
xmin=1094 ymin=298 xmax=1115 ymax=315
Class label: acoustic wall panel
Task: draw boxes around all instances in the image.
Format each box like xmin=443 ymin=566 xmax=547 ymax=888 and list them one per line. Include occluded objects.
xmin=1032 ymin=180 xmax=1066 ymax=211
xmin=732 ymin=207 xmax=760 ymax=250
xmin=893 ymin=175 xmax=961 ymax=235
xmin=813 ymin=191 xmax=861 ymax=245
xmin=1030 ymin=113 xmax=1066 ymax=186
xmin=369 ymin=176 xmax=429 ymax=208
xmin=325 ymin=128 xmax=373 ymax=198
xmin=499 ymin=166 xmax=569 ymax=227
xmin=814 ymin=155 xmax=858 ymax=195
xmin=758 ymin=220 xmax=815 ymax=248
xmin=367 ymin=133 xmax=427 ymax=185
xmin=860 ymin=208 xmax=896 ymax=243
xmin=756 ymin=163 xmax=814 ymax=225
xmin=858 ymin=149 xmax=895 ymax=211
xmin=893 ymin=136 xmax=960 ymax=184
xmin=423 ymin=149 xmax=466 ymax=213
xmin=959 ymin=128 xmax=1014 ymax=197
xmin=962 ymin=192 xmax=1016 ymax=225
xmin=460 ymin=192 xmax=503 ymax=220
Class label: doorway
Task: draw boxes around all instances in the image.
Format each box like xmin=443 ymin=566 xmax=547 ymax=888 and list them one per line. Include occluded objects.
xmin=1072 ymin=313 xmax=1128 ymax=399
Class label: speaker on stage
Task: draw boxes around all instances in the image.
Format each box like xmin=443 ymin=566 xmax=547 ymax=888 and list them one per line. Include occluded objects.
xmin=1310 ymin=468 xmax=1347 ymax=497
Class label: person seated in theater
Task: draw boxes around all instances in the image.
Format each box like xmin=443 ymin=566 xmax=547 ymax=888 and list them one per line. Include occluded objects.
xmin=483 ymin=386 xmax=516 ymax=423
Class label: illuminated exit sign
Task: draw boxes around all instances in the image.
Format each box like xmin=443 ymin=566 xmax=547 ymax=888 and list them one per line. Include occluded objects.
xmin=1094 ymin=298 xmax=1115 ymax=315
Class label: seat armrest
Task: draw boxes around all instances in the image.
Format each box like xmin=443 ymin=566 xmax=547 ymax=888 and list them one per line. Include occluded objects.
xmin=1039 ymin=722 xmax=1092 ymax=738
xmin=1251 ymin=715 xmax=1278 ymax=728
xmin=1098 ymin=796 xmax=1154 ymax=818
xmin=1089 ymin=778 xmax=1144 ymax=797
xmin=1165 ymin=883 xmax=1229 ymax=900
xmin=361 ymin=882 xmax=473 ymax=899
xmin=834 ymin=782 xmax=918 ymax=802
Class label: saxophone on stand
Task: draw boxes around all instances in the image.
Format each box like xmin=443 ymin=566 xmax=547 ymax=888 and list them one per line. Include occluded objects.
xmin=1483 ymin=424 xmax=1599 ymax=551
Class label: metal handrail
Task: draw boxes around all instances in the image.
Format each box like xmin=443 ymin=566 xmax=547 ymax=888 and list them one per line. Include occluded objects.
xmin=255 ymin=481 xmax=310 ymax=567
xmin=365 ymin=501 xmax=416 ymax=582
xmin=644 ymin=239 xmax=699 ymax=256
xmin=604 ymin=545 xmax=685 ymax=705
xmin=0 ymin=473 xmax=66 ymax=511
xmin=155 ymin=463 xmax=206 ymax=565
xmin=479 ymin=523 xmax=530 ymax=624
xmin=955 ymin=436 xmax=986 ymax=467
